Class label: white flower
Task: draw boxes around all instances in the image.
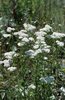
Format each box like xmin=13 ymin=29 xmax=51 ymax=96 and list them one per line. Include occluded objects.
xmin=40 ymin=24 xmax=52 ymax=33
xmin=42 ymin=48 xmax=50 ymax=53
xmin=30 ymin=49 xmax=42 ymax=58
xmin=51 ymin=32 xmax=65 ymax=39
xmin=33 ymin=45 xmax=39 ymax=49
xmin=44 ymin=57 xmax=48 ymax=60
xmin=35 ymin=48 xmax=42 ymax=55
xmin=56 ymin=40 xmax=64 ymax=47
xmin=35 ymin=31 xmax=45 ymax=43
xmin=37 ymin=36 xmax=45 ymax=42
xmin=17 ymin=42 xmax=25 ymax=46
xmin=14 ymin=30 xmax=28 ymax=39
xmin=35 ymin=31 xmax=47 ymax=37
xmin=20 ymin=29 xmax=27 ymax=33
xmin=43 ymin=45 xmax=51 ymax=49
xmin=3 ymin=59 xmax=10 ymax=67
xmin=22 ymin=37 xmax=29 ymax=42
xmin=13 ymin=31 xmax=20 ymax=36
xmin=3 ymin=34 xmax=11 ymax=38
xmin=25 ymin=50 xmax=35 ymax=56
xmin=28 ymin=84 xmax=36 ymax=89
xmin=60 ymin=87 xmax=65 ymax=93
xmin=41 ymin=44 xmax=51 ymax=53
xmin=7 ymin=67 xmax=17 ymax=72
xmin=23 ymin=23 xmax=36 ymax=31
xmin=29 ymin=37 xmax=34 ymax=41
xmin=4 ymin=51 xmax=15 ymax=59
xmin=19 ymin=31 xmax=28 ymax=37
xmin=7 ymin=27 xmax=15 ymax=33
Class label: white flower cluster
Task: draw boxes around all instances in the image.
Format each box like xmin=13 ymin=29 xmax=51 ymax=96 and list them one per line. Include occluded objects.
xmin=56 ymin=40 xmax=64 ymax=47
xmin=7 ymin=67 xmax=17 ymax=72
xmin=3 ymin=59 xmax=10 ymax=67
xmin=1 ymin=23 xmax=65 ymax=72
xmin=3 ymin=34 xmax=11 ymax=38
xmin=14 ymin=23 xmax=65 ymax=58
xmin=23 ymin=23 xmax=36 ymax=31
xmin=14 ymin=30 xmax=28 ymax=39
xmin=14 ymin=29 xmax=31 ymax=46
xmin=51 ymin=32 xmax=65 ymax=39
xmin=44 ymin=57 xmax=48 ymax=60
xmin=60 ymin=87 xmax=65 ymax=94
xmin=0 ymin=50 xmax=17 ymax=72
xmin=4 ymin=51 xmax=15 ymax=59
xmin=24 ymin=24 xmax=51 ymax=58
xmin=0 ymin=60 xmax=10 ymax=67
xmin=7 ymin=27 xmax=15 ymax=33
xmin=40 ymin=24 xmax=53 ymax=33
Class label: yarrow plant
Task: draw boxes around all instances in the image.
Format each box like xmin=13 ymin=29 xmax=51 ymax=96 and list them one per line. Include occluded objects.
xmin=0 ymin=22 xmax=65 ymax=99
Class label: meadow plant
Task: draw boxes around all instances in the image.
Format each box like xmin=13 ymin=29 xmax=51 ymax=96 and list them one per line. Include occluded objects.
xmin=0 ymin=22 xmax=65 ymax=99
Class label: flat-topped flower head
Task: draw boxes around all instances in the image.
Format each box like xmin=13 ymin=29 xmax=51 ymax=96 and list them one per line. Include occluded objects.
xmin=40 ymin=24 xmax=53 ymax=34
xmin=3 ymin=34 xmax=11 ymax=38
xmin=14 ymin=30 xmax=28 ymax=39
xmin=7 ymin=67 xmax=17 ymax=72
xmin=42 ymin=48 xmax=50 ymax=53
xmin=17 ymin=42 xmax=25 ymax=46
xmin=29 ymin=37 xmax=34 ymax=41
xmin=51 ymin=32 xmax=65 ymax=39
xmin=23 ymin=23 xmax=36 ymax=31
xmin=35 ymin=31 xmax=47 ymax=37
xmin=25 ymin=49 xmax=35 ymax=56
xmin=56 ymin=40 xmax=64 ymax=47
xmin=7 ymin=27 xmax=15 ymax=33
xmin=4 ymin=51 xmax=15 ymax=59
xmin=3 ymin=59 xmax=10 ymax=67
xmin=22 ymin=37 xmax=29 ymax=43
xmin=33 ymin=44 xmax=39 ymax=49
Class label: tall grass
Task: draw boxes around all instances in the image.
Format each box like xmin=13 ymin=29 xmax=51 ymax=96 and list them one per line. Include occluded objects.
xmin=0 ymin=0 xmax=65 ymax=32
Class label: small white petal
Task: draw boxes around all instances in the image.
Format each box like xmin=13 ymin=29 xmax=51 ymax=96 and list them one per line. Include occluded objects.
xmin=29 ymin=37 xmax=34 ymax=41
xmin=3 ymin=59 xmax=10 ymax=67
xmin=33 ymin=45 xmax=39 ymax=49
xmin=7 ymin=67 xmax=17 ymax=72
xmin=44 ymin=57 xmax=48 ymax=60
xmin=7 ymin=27 xmax=15 ymax=33
xmin=22 ymin=37 xmax=29 ymax=42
